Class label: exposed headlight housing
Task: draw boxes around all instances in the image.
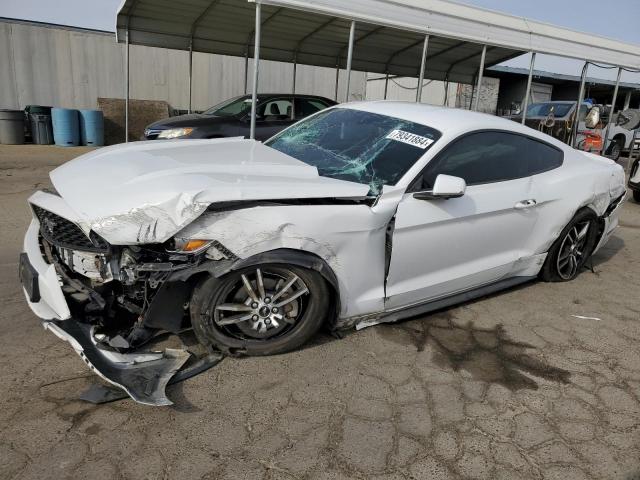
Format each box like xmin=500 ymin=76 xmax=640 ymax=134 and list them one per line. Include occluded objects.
xmin=157 ymin=127 xmax=194 ymax=139
xmin=170 ymin=238 xmax=212 ymax=253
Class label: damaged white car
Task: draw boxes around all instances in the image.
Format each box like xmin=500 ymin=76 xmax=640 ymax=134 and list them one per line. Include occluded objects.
xmin=20 ymin=102 xmax=626 ymax=405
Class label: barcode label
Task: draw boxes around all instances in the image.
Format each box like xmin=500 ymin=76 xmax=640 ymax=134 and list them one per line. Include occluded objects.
xmin=386 ymin=129 xmax=434 ymax=149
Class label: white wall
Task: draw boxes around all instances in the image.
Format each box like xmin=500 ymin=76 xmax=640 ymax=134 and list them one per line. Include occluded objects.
xmin=365 ymin=74 xmax=458 ymax=106
xmin=0 ymin=20 xmax=367 ymax=111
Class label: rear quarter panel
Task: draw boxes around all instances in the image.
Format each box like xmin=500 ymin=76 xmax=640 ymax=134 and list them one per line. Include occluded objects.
xmin=529 ymin=148 xmax=624 ymax=255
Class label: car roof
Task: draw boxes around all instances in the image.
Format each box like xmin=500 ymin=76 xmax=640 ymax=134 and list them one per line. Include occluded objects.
xmin=340 ymin=100 xmax=572 ymax=150
xmin=238 ymin=93 xmax=336 ymax=102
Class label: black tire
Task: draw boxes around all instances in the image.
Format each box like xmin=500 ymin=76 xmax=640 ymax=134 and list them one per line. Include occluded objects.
xmin=190 ymin=264 xmax=329 ymax=356
xmin=540 ymin=209 xmax=599 ymax=282
xmin=606 ymin=137 xmax=623 ymax=162
xmin=633 ymin=190 xmax=640 ymax=203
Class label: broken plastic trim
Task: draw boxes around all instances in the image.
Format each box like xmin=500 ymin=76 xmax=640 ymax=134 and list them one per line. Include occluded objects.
xmin=603 ymin=192 xmax=625 ymax=218
xmin=79 ymin=352 xmax=224 ymax=404
xmin=44 ymin=319 xmax=191 ymax=406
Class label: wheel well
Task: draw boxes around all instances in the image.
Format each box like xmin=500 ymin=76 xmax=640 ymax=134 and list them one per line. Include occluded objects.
xmin=225 ymin=248 xmax=341 ymax=326
xmin=613 ymin=134 xmax=625 ymax=143
xmin=574 ymin=206 xmax=602 ymax=255
xmin=544 ymin=206 xmax=598 ymax=253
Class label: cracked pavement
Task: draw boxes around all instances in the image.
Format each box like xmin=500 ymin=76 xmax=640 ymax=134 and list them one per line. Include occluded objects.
xmin=1 ymin=145 xmax=640 ymax=479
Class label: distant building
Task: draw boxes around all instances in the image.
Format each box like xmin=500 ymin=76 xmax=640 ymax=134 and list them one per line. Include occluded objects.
xmin=488 ymin=66 xmax=640 ymax=116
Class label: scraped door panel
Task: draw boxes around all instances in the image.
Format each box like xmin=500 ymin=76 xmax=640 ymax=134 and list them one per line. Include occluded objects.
xmin=385 ymin=178 xmax=538 ymax=310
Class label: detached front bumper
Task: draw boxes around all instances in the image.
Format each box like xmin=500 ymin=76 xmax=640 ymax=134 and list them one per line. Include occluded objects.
xmin=19 ymin=217 xmax=190 ymax=406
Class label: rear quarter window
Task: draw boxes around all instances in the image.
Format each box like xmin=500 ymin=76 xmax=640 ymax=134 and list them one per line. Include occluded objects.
xmin=523 ymin=136 xmax=564 ymax=175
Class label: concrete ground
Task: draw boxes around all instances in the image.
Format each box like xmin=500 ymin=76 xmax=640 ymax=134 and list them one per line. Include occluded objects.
xmin=1 ymin=144 xmax=640 ymax=480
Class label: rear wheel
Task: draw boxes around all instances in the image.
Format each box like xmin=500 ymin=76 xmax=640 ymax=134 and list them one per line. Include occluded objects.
xmin=540 ymin=209 xmax=599 ymax=282
xmin=633 ymin=190 xmax=640 ymax=203
xmin=190 ymin=264 xmax=329 ymax=355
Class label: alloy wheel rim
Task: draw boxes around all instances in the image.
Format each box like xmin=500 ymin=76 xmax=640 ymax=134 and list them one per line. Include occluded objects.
xmin=213 ymin=268 xmax=309 ymax=340
xmin=556 ymin=221 xmax=590 ymax=280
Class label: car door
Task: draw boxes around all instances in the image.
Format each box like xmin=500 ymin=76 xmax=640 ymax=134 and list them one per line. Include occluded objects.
xmin=253 ymin=97 xmax=295 ymax=141
xmin=385 ymin=130 xmax=541 ymax=310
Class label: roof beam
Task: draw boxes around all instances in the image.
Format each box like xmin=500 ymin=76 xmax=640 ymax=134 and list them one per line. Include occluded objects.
xmin=293 ymin=17 xmax=337 ymax=57
xmin=425 ymin=41 xmax=467 ymax=63
xmin=446 ymin=45 xmax=497 ymax=74
xmin=190 ymin=0 xmax=221 ymax=36
xmin=244 ymin=7 xmax=285 ymax=52
xmin=335 ymin=25 xmax=386 ymax=66
xmin=384 ymin=38 xmax=425 ymax=72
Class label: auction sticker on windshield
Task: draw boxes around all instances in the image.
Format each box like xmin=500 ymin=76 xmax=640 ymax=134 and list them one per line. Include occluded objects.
xmin=386 ymin=129 xmax=434 ymax=149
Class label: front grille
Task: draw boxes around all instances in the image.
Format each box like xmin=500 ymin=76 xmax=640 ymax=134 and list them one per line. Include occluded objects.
xmin=31 ymin=205 xmax=109 ymax=252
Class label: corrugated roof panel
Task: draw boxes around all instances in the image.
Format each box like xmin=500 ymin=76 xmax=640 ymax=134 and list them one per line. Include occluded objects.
xmin=116 ymin=0 xmax=640 ymax=87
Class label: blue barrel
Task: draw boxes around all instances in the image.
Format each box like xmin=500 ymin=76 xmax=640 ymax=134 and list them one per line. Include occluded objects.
xmin=52 ymin=108 xmax=80 ymax=146
xmin=79 ymin=109 xmax=104 ymax=146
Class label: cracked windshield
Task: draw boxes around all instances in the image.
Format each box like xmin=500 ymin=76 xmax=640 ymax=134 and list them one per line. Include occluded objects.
xmin=265 ymin=108 xmax=440 ymax=195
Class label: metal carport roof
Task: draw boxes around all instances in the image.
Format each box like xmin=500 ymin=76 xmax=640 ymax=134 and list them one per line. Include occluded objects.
xmin=115 ymin=0 xmax=640 ymax=142
xmin=116 ymin=0 xmax=640 ymax=85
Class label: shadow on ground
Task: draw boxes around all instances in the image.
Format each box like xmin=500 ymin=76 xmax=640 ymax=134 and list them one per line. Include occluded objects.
xmin=378 ymin=311 xmax=571 ymax=391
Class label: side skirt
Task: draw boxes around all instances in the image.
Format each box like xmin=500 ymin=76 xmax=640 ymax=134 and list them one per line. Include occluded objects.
xmin=350 ymin=275 xmax=536 ymax=330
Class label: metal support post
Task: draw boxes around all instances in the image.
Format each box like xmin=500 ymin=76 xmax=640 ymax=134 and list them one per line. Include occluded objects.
xmin=416 ymin=35 xmax=429 ymax=103
xmin=188 ymin=37 xmax=194 ymax=114
xmin=244 ymin=50 xmax=249 ymax=95
xmin=125 ymin=26 xmax=130 ymax=143
xmin=384 ymin=73 xmax=389 ymax=100
xmin=249 ymin=2 xmax=261 ymax=140
xmin=344 ymin=20 xmax=356 ymax=103
xmin=472 ymin=45 xmax=486 ymax=111
xmin=571 ymin=62 xmax=589 ymax=148
xmin=603 ymin=67 xmax=622 ymax=156
xmin=521 ymin=52 xmax=536 ymax=124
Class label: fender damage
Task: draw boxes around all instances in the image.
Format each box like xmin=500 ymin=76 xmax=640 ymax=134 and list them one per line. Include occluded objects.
xmin=19 ymin=138 xmax=379 ymax=405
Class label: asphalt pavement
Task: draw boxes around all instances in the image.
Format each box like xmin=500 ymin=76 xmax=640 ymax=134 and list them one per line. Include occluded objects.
xmin=1 ymin=144 xmax=639 ymax=480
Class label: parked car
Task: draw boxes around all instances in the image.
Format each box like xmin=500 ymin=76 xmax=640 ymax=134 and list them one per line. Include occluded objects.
xmin=143 ymin=94 xmax=336 ymax=142
xmin=20 ymin=102 xmax=626 ymax=405
xmin=511 ymin=100 xmax=636 ymax=161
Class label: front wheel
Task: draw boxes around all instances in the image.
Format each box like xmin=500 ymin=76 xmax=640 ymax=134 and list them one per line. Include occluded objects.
xmin=540 ymin=209 xmax=599 ymax=282
xmin=633 ymin=190 xmax=640 ymax=203
xmin=190 ymin=264 xmax=329 ymax=355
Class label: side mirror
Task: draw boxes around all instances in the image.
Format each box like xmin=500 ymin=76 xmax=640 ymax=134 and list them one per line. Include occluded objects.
xmin=413 ymin=174 xmax=466 ymax=200
xmin=584 ymin=106 xmax=600 ymax=129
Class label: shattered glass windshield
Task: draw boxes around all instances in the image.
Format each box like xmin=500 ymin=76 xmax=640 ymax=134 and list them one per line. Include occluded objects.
xmin=265 ymin=108 xmax=440 ymax=195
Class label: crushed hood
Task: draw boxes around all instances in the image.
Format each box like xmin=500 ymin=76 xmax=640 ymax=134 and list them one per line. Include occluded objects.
xmin=50 ymin=138 xmax=369 ymax=244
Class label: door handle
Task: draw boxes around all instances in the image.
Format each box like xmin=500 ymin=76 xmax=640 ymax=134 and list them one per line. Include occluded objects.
xmin=514 ymin=199 xmax=537 ymax=209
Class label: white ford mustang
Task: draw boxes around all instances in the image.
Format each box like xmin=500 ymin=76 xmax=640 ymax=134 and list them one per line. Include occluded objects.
xmin=19 ymin=102 xmax=626 ymax=404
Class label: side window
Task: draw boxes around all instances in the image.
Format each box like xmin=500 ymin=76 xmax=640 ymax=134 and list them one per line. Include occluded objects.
xmin=525 ymin=138 xmax=563 ymax=175
xmin=259 ymin=99 xmax=293 ymax=120
xmin=295 ymin=98 xmax=329 ymax=119
xmin=414 ymin=131 xmax=562 ymax=190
